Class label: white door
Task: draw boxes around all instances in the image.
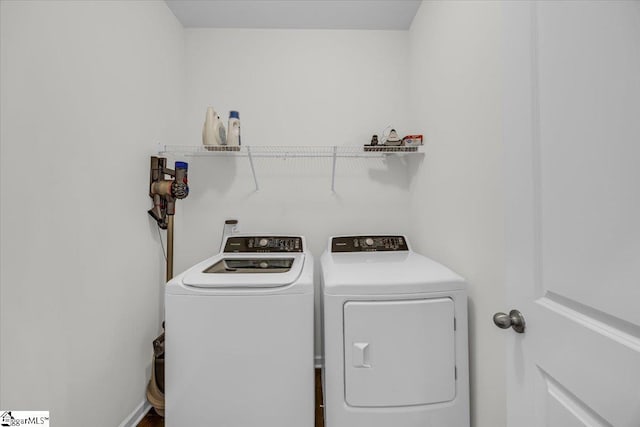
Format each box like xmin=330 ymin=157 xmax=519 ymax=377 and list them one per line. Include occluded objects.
xmin=503 ymin=2 xmax=640 ymax=427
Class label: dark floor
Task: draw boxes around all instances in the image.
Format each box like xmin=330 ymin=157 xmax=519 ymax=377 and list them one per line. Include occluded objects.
xmin=138 ymin=368 xmax=324 ymax=427
xmin=137 ymin=409 xmax=164 ymax=427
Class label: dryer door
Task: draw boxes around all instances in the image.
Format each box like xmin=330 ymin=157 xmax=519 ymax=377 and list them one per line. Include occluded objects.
xmin=343 ymin=298 xmax=456 ymax=407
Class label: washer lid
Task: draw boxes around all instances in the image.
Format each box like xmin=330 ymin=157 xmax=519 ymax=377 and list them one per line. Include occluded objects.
xmin=203 ymin=258 xmax=295 ymax=274
xmin=321 ymin=251 xmax=466 ymax=295
xmin=183 ymin=253 xmax=305 ymax=288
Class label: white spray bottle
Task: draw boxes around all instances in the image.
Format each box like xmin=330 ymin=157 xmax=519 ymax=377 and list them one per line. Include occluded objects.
xmin=203 ymin=106 xmax=227 ymax=147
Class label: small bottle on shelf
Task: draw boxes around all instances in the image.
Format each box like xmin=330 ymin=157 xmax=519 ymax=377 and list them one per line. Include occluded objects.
xmin=227 ymin=110 xmax=241 ymax=146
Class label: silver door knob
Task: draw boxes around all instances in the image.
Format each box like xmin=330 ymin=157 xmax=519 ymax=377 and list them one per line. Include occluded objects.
xmin=493 ymin=309 xmax=526 ymax=333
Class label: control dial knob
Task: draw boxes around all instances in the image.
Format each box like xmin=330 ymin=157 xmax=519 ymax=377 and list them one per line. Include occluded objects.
xmin=259 ymin=238 xmax=269 ymax=247
xmin=365 ymin=238 xmax=374 ymax=246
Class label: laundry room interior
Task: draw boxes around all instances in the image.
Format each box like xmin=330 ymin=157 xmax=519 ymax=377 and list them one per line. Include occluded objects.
xmin=1 ymin=1 xmax=638 ymax=427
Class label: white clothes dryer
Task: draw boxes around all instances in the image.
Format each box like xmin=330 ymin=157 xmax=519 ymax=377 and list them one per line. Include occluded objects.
xmin=165 ymin=235 xmax=314 ymax=427
xmin=321 ymin=235 xmax=469 ymax=427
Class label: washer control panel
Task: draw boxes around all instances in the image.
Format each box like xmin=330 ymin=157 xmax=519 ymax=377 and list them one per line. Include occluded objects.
xmin=331 ymin=236 xmax=408 ymax=252
xmin=224 ymin=236 xmax=303 ymax=253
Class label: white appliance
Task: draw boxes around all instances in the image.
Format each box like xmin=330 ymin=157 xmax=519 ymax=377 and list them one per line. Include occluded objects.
xmin=321 ymin=235 xmax=469 ymax=427
xmin=165 ymin=234 xmax=314 ymax=426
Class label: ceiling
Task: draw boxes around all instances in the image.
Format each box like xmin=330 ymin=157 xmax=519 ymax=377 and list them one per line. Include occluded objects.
xmin=165 ymin=0 xmax=422 ymax=30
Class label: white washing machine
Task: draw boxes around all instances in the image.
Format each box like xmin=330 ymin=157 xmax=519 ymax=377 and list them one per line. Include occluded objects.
xmin=165 ymin=234 xmax=314 ymax=427
xmin=321 ymin=235 xmax=469 ymax=427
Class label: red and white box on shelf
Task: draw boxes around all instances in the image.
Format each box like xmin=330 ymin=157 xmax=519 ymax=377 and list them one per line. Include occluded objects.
xmin=402 ymin=134 xmax=423 ymax=146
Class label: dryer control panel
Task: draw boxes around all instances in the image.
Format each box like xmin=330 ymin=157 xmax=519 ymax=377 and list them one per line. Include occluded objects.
xmin=224 ymin=236 xmax=303 ymax=253
xmin=332 ymin=236 xmax=408 ymax=252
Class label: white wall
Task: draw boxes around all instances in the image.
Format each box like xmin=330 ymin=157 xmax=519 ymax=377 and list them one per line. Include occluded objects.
xmin=1 ymin=3 xmax=510 ymax=425
xmin=0 ymin=1 xmax=184 ymax=426
xmin=178 ymin=29 xmax=415 ymax=359
xmin=408 ymin=2 xmax=505 ymax=427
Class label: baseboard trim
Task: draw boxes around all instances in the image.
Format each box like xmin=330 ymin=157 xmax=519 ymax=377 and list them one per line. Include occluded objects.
xmin=119 ymin=399 xmax=151 ymax=427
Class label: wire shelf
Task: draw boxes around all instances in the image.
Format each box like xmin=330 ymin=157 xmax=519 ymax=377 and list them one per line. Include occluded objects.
xmin=156 ymin=144 xmax=424 ymax=191
xmin=159 ymin=144 xmax=423 ymax=158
